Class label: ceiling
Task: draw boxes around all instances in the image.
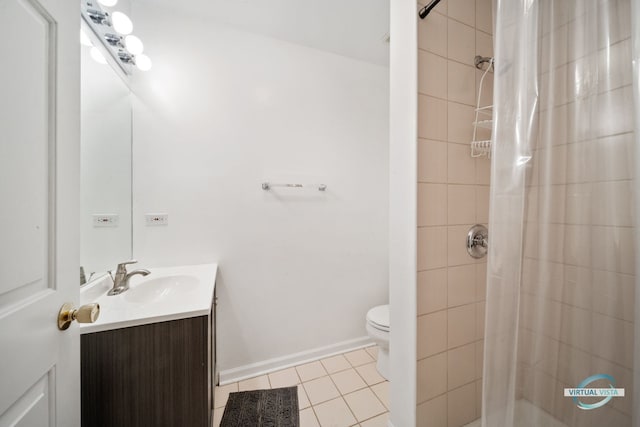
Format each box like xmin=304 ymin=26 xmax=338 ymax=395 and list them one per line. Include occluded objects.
xmin=138 ymin=0 xmax=389 ymax=66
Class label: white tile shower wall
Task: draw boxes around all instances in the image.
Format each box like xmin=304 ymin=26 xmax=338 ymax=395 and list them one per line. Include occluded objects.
xmin=129 ymin=5 xmax=389 ymax=376
xmin=416 ymin=0 xmax=493 ymax=425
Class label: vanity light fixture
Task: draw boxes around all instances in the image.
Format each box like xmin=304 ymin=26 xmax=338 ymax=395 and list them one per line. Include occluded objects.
xmin=103 ymin=33 xmax=123 ymax=47
xmin=86 ymin=8 xmax=109 ymax=25
xmin=124 ymin=35 xmax=143 ymax=55
xmin=112 ymin=11 xmax=133 ymax=35
xmin=118 ymin=51 xmax=135 ymax=64
xmin=81 ymin=1 xmax=152 ymax=74
xmin=135 ymin=54 xmax=152 ymax=71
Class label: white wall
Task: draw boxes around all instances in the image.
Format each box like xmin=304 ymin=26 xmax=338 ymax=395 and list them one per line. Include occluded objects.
xmin=389 ymin=0 xmax=418 ymax=425
xmin=130 ymin=5 xmax=389 ymax=376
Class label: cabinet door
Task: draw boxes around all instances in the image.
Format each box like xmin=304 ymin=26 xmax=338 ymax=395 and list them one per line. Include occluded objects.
xmin=81 ymin=316 xmax=209 ymax=427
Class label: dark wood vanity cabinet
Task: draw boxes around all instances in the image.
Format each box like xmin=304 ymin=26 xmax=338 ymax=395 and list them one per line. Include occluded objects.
xmin=81 ymin=305 xmax=215 ymax=427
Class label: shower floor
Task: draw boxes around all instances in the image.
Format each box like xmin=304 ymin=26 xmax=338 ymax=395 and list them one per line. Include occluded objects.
xmin=464 ymin=399 xmax=568 ymax=427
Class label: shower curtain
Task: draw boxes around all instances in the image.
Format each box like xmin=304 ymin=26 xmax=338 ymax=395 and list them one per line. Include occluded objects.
xmin=483 ymin=0 xmax=638 ymax=425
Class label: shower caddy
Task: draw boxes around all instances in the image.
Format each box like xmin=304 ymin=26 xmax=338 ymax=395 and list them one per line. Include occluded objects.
xmin=471 ymin=55 xmax=494 ymax=158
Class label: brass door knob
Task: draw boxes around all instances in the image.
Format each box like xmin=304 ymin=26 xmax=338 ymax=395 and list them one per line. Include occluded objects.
xmin=58 ymin=303 xmax=100 ymax=330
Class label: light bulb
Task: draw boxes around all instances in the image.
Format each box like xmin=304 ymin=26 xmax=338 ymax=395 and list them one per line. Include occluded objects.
xmin=80 ymin=28 xmax=93 ymax=47
xmin=98 ymin=0 xmax=118 ymax=6
xmin=125 ymin=35 xmax=144 ymax=55
xmin=90 ymin=47 xmax=107 ymax=64
xmin=112 ymin=11 xmax=133 ymax=35
xmin=135 ymin=54 xmax=152 ymax=71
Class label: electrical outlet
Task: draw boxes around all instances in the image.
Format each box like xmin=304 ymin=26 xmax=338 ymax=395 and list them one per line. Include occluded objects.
xmin=93 ymin=214 xmax=119 ymax=227
xmin=145 ymin=213 xmax=168 ymax=226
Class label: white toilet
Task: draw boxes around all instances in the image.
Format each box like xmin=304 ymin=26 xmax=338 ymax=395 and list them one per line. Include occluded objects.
xmin=366 ymin=304 xmax=390 ymax=380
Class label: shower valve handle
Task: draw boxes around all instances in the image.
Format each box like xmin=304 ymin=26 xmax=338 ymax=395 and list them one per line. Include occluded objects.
xmin=467 ymin=225 xmax=488 ymax=259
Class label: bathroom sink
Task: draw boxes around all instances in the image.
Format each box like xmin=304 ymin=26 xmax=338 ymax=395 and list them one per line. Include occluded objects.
xmin=80 ymin=263 xmax=217 ymax=334
xmin=124 ymin=275 xmax=199 ymax=303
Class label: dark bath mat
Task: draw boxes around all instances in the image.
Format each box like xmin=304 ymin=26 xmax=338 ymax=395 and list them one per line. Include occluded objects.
xmin=220 ymin=386 xmax=299 ymax=427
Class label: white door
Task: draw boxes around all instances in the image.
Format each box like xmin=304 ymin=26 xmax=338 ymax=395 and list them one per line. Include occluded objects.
xmin=0 ymin=0 xmax=80 ymax=425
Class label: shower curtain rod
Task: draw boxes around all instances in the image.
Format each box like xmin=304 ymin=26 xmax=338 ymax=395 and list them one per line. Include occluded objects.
xmin=418 ymin=0 xmax=442 ymax=19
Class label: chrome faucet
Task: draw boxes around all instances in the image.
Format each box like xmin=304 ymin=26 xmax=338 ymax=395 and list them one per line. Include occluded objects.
xmin=107 ymin=260 xmax=150 ymax=296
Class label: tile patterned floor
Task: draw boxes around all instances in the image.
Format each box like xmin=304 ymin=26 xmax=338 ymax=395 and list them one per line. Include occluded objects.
xmin=213 ymin=346 xmax=389 ymax=427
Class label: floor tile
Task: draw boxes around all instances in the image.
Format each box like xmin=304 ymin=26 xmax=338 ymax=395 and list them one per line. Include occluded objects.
xmin=344 ymin=349 xmax=375 ymax=367
xmin=343 ymin=388 xmax=386 ymax=422
xmin=214 ymin=382 xmax=238 ymax=408
xmin=370 ymin=382 xmax=389 ymax=410
xmin=313 ymin=397 xmax=357 ymax=427
xmin=330 ymin=369 xmax=368 ymax=395
xmin=321 ymin=354 xmax=352 ymax=374
xmin=360 ymin=412 xmax=389 ymax=427
xmin=298 ymin=385 xmax=311 ymax=409
xmin=299 ymin=408 xmax=320 ymax=427
xmin=355 ymin=363 xmax=385 ymax=386
xmin=238 ymin=374 xmax=270 ymax=391
xmin=217 ymin=347 xmax=389 ymax=427
xmin=296 ymin=361 xmax=328 ymax=382
xmin=365 ymin=346 xmax=379 ymax=360
xmin=269 ymin=367 xmax=301 ymax=388
xmin=303 ymin=376 xmax=340 ymax=405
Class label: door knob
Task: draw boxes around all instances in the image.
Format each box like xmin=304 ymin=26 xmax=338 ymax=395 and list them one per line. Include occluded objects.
xmin=58 ymin=303 xmax=100 ymax=330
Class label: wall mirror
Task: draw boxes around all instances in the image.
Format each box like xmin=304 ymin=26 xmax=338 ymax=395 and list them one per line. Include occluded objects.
xmin=80 ymin=23 xmax=132 ymax=283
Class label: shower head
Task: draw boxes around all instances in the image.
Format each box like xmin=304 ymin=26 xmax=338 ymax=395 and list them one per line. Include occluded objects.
xmin=419 ymin=0 xmax=442 ymax=19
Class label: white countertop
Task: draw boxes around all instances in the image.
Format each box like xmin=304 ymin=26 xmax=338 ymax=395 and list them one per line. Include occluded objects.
xmin=80 ymin=263 xmax=217 ymax=334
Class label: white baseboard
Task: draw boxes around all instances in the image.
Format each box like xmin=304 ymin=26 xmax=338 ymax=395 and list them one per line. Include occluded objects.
xmin=219 ymin=336 xmax=374 ymax=385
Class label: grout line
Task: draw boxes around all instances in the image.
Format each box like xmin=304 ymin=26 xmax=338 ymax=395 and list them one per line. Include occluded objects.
xmin=419 ymin=89 xmax=478 ymax=108
xmin=293 ymin=366 xmax=303 ymax=386
xmin=330 ymin=368 xmax=386 ymax=422
xmin=353 ymin=363 xmax=381 ymax=387
xmin=341 ymin=394 xmax=363 ymax=425
xmin=308 ymin=352 xmax=387 ymax=424
xmin=319 ymin=354 xmax=353 ymax=375
xmin=447 ymin=15 xmax=477 ymax=32
xmin=299 ymin=403 xmax=322 ymax=427
xmin=309 ymin=405 xmax=321 ymax=427
xmin=371 ymin=382 xmax=390 ymax=411
xmin=358 ymin=411 xmax=390 ymax=425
